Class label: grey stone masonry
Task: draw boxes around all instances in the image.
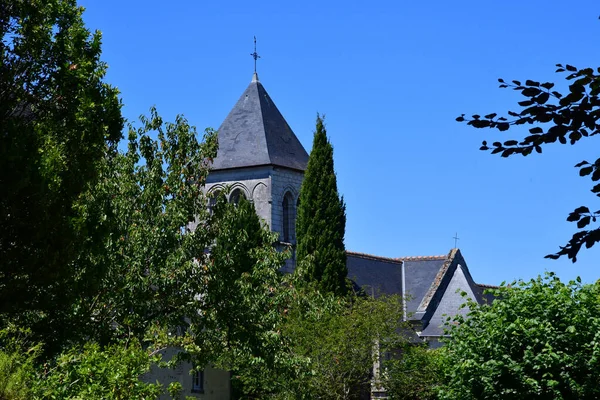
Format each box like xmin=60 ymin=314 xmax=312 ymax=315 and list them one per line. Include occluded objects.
xmin=205 ymin=165 xmax=305 ymax=273
xmin=205 ymin=166 xmax=274 ymax=228
xmin=205 ymin=165 xmax=304 ymax=243
xmin=270 ymin=167 xmax=304 ymax=244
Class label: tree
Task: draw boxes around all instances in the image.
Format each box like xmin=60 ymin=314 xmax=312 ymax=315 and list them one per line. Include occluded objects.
xmin=67 ymin=108 xmax=218 ymax=350
xmin=33 ymin=340 xmax=162 ymax=400
xmin=281 ymin=293 xmax=407 ymax=400
xmin=194 ymin=193 xmax=296 ymax=390
xmin=456 ymin=65 xmax=600 ymax=262
xmin=440 ymin=274 xmax=600 ymax=400
xmin=0 ymin=0 xmax=123 ymax=341
xmin=382 ymin=344 xmax=444 ymax=400
xmin=296 ymin=115 xmax=347 ymax=295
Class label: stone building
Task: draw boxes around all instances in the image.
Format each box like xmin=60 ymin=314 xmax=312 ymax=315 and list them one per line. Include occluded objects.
xmin=151 ymin=72 xmax=494 ymax=399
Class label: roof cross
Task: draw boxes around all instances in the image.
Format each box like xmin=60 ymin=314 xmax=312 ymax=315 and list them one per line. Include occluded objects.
xmin=250 ymin=36 xmax=260 ymax=73
xmin=453 ymin=232 xmax=460 ymax=248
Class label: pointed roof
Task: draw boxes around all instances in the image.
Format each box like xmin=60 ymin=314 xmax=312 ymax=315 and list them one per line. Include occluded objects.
xmin=211 ymin=73 xmax=309 ymax=171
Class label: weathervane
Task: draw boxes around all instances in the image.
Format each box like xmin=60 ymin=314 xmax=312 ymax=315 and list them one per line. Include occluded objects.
xmin=453 ymin=232 xmax=460 ymax=248
xmin=250 ymin=36 xmax=260 ymax=73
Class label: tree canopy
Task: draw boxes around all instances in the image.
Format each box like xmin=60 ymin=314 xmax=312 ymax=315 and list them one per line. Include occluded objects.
xmin=296 ymin=115 xmax=347 ymax=296
xmin=0 ymin=0 xmax=123 ymax=325
xmin=440 ymin=274 xmax=600 ymax=400
xmin=457 ymin=65 xmax=600 ymax=262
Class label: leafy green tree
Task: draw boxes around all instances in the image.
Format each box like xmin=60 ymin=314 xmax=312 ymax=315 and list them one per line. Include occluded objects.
xmin=281 ymin=294 xmax=407 ymax=400
xmin=0 ymin=0 xmax=123 ymax=347
xmin=456 ymin=65 xmax=600 ymax=262
xmin=197 ymin=194 xmax=293 ymax=380
xmin=382 ymin=344 xmax=444 ymax=400
xmin=70 ymin=108 xmax=218 ymax=349
xmin=34 ymin=340 xmax=162 ymax=400
xmin=440 ymin=274 xmax=600 ymax=400
xmin=296 ymin=115 xmax=347 ymax=296
xmin=0 ymin=349 xmax=36 ymax=400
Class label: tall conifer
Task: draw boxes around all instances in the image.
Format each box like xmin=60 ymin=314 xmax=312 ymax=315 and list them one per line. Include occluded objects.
xmin=296 ymin=115 xmax=347 ymax=296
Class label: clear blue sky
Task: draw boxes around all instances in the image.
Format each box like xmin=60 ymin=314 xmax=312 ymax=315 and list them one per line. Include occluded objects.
xmin=79 ymin=0 xmax=600 ymax=286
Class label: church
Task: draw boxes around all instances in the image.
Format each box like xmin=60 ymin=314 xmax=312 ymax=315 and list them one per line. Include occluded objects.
xmin=150 ymin=71 xmax=494 ymax=399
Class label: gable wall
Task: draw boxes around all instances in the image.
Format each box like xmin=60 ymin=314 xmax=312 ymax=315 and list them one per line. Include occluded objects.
xmin=205 ymin=166 xmax=274 ymax=228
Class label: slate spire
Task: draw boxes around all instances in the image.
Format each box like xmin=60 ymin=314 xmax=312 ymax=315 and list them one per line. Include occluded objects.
xmin=211 ymin=76 xmax=309 ymax=171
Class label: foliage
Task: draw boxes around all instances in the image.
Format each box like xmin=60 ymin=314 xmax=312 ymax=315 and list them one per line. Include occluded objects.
xmin=70 ymin=107 xmax=217 ymax=349
xmin=0 ymin=349 xmax=36 ymax=400
xmin=456 ymin=65 xmax=600 ymax=262
xmin=0 ymin=0 xmax=125 ymax=356
xmin=440 ymin=273 xmax=600 ymax=400
xmin=280 ymin=293 xmax=407 ymax=400
xmin=195 ymin=194 xmax=292 ymax=373
xmin=2 ymin=2 xmax=317 ymax=397
xmin=296 ymin=114 xmax=347 ymax=295
xmin=0 ymin=0 xmax=123 ymax=344
xmin=382 ymin=344 xmax=444 ymax=400
xmin=34 ymin=340 xmax=162 ymax=400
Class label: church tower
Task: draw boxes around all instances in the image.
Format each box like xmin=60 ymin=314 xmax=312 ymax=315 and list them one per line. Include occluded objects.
xmin=205 ymin=72 xmax=309 ymax=269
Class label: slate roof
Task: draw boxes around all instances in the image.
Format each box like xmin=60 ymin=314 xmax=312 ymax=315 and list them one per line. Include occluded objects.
xmin=346 ymin=249 xmax=492 ymax=340
xmin=403 ymin=257 xmax=447 ymax=318
xmin=346 ymin=252 xmax=404 ymax=298
xmin=211 ymin=73 xmax=309 ymax=172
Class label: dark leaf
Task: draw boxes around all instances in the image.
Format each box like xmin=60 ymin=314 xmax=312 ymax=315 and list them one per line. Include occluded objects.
xmin=579 ymin=166 xmax=593 ymax=176
xmin=501 ymin=148 xmax=515 ymax=157
xmin=525 ymin=80 xmax=540 ymax=87
xmin=529 ymin=127 xmax=543 ymax=134
xmin=536 ymin=92 xmax=550 ymax=104
xmin=566 ymin=64 xmax=577 ymax=72
xmin=541 ymin=82 xmax=555 ymax=90
xmin=522 ymin=87 xmax=541 ymax=97
xmin=504 ymin=140 xmax=518 ymax=146
xmin=567 ymin=213 xmax=581 ymax=222
xmin=573 ymin=206 xmax=590 ymax=214
xmin=518 ymin=100 xmax=535 ymax=107
xmin=497 ymin=123 xmax=510 ymax=131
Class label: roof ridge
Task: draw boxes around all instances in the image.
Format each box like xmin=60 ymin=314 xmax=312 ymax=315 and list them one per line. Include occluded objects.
xmin=477 ymin=283 xmax=500 ymax=289
xmin=346 ymin=251 xmax=404 ymax=264
xmin=395 ymin=255 xmax=447 ymax=261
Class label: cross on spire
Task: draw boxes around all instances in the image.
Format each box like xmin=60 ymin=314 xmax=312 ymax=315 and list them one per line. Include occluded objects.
xmin=250 ymin=36 xmax=260 ymax=73
xmin=453 ymin=232 xmax=460 ymax=248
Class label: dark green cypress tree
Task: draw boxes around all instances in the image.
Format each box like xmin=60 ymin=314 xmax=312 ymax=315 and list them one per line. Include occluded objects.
xmin=296 ymin=115 xmax=347 ymax=296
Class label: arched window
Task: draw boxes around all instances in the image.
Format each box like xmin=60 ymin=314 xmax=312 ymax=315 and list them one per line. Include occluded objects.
xmin=282 ymin=192 xmax=294 ymax=242
xmin=229 ymin=188 xmax=245 ymax=205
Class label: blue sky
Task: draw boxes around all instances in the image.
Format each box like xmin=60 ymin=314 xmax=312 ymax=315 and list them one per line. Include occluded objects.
xmin=79 ymin=0 xmax=600 ymax=285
